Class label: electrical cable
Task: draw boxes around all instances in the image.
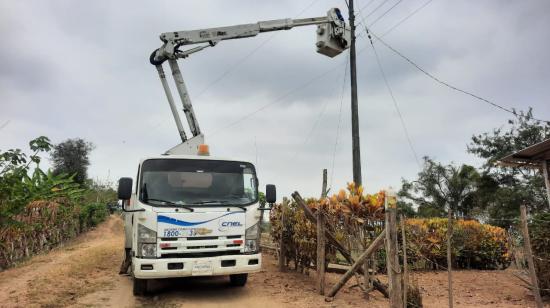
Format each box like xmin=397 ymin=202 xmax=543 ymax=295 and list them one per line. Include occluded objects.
xmin=365 ymin=0 xmax=392 ymax=19
xmin=368 ymin=0 xmax=405 ymax=27
xmin=369 ymin=31 xmax=550 ymax=124
xmin=358 ymin=0 xmax=377 ymax=12
xmin=366 ymin=28 xmax=422 ymax=168
xmin=330 ymin=51 xmax=350 ymax=190
xmin=379 ymin=0 xmax=434 ymax=37
xmin=356 ymin=3 xmax=422 ymax=168
xmin=194 ymin=0 xmax=321 ymax=99
xmin=357 ymin=0 xmax=435 ymax=39
xmin=288 ymin=58 xmax=348 ymax=162
xmin=210 ymin=61 xmax=344 ymax=137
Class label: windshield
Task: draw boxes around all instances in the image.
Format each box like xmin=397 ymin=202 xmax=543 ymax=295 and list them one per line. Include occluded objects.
xmin=139 ymin=159 xmax=258 ymax=206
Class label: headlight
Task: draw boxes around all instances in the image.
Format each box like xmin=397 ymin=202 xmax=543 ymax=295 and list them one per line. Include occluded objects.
xmin=137 ymin=224 xmax=157 ymax=258
xmin=138 ymin=224 xmax=156 ymax=243
xmin=244 ymin=223 xmax=260 ymax=253
xmin=244 ymin=240 xmax=258 ymax=253
xmin=245 ymin=223 xmax=259 ymax=240
xmin=139 ymin=243 xmax=157 ymax=258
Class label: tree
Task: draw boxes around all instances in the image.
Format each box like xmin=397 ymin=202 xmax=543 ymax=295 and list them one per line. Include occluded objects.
xmin=468 ymin=108 xmax=550 ymax=226
xmin=0 ymin=136 xmax=84 ymax=226
xmin=399 ymin=157 xmax=481 ymax=218
xmin=51 ymin=139 xmax=94 ymax=185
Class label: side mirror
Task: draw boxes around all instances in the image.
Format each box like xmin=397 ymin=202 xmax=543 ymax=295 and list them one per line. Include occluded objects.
xmin=265 ymin=184 xmax=276 ymax=204
xmin=118 ymin=177 xmax=133 ymax=200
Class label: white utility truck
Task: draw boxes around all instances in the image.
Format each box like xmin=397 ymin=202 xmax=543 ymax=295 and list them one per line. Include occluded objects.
xmin=117 ymin=8 xmax=350 ymax=295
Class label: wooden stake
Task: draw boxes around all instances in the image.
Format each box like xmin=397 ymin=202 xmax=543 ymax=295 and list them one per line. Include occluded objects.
xmin=542 ymin=160 xmax=550 ymax=210
xmin=317 ymin=209 xmax=326 ymax=295
xmin=278 ymin=198 xmax=287 ymax=272
xmin=326 ymin=229 xmax=386 ymax=298
xmin=447 ymin=208 xmax=453 ymax=308
xmin=520 ymin=205 xmax=543 ymax=308
xmin=321 ymin=169 xmax=328 ymax=198
xmin=401 ymin=215 xmax=408 ymax=308
xmin=385 ymin=189 xmax=403 ymax=308
xmin=364 ymin=258 xmax=371 ymax=292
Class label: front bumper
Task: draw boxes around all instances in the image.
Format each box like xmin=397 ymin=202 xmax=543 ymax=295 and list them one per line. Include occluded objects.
xmin=132 ymin=253 xmax=261 ymax=279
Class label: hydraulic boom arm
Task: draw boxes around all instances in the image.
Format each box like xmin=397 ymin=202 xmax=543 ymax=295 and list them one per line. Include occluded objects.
xmin=151 ymin=8 xmax=350 ymax=155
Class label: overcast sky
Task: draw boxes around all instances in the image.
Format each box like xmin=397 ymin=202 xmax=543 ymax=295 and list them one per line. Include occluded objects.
xmin=1 ymin=0 xmax=549 ymax=199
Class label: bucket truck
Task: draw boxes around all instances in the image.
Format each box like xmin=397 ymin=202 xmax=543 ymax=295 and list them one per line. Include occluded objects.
xmin=117 ymin=8 xmax=350 ymax=296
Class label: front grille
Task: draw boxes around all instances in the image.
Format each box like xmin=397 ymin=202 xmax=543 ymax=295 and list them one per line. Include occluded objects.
xmin=186 ymin=236 xmax=218 ymax=241
xmin=161 ymin=250 xmax=241 ymax=258
xmin=187 ymin=245 xmax=218 ymax=249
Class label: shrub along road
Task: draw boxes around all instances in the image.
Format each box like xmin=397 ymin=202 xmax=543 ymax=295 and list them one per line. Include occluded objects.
xmin=0 ymin=216 xmax=543 ymax=307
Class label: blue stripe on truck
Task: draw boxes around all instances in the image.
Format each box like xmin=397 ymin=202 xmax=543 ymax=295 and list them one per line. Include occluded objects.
xmin=157 ymin=212 xmax=239 ymax=227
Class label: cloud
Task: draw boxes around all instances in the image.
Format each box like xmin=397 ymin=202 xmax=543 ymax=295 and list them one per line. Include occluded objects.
xmin=1 ymin=0 xmax=549 ymax=199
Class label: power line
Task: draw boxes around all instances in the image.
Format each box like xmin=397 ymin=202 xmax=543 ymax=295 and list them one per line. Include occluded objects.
xmin=365 ymin=0 xmax=392 ymax=19
xmin=194 ymin=0 xmax=321 ymax=99
xmin=210 ymin=62 xmax=343 ymax=137
xmin=370 ymin=31 xmax=550 ymax=124
xmin=358 ymin=0 xmax=378 ymax=12
xmin=380 ymin=0 xmax=434 ymax=37
xmin=368 ymin=0 xmax=405 ymax=27
xmin=288 ymin=59 xmax=347 ymax=162
xmin=366 ymin=29 xmax=421 ymax=167
xmin=210 ymin=33 xmax=378 ymax=137
xmin=355 ymin=4 xmax=422 ymax=168
xmin=357 ymin=0 xmax=435 ymax=39
xmin=330 ymin=52 xmax=350 ymax=190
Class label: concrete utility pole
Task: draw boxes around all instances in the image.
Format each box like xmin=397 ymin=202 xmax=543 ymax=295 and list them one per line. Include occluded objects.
xmin=349 ymin=0 xmax=362 ymax=186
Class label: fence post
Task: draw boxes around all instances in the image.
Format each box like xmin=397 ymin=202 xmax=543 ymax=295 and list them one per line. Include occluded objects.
xmin=520 ymin=204 xmax=543 ymax=308
xmin=317 ymin=209 xmax=326 ymax=295
xmin=385 ymin=188 xmax=403 ymax=308
xmin=278 ymin=198 xmax=288 ymax=272
xmin=447 ymin=208 xmax=453 ymax=308
xmin=321 ymin=169 xmax=328 ymax=198
xmin=401 ymin=215 xmax=408 ymax=308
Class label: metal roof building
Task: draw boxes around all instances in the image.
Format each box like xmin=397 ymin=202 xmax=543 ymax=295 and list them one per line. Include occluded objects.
xmin=499 ymin=138 xmax=550 ymax=209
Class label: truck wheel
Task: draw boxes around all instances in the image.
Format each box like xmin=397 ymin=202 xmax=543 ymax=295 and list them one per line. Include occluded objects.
xmin=133 ymin=278 xmax=148 ymax=296
xmin=229 ymin=273 xmax=248 ymax=287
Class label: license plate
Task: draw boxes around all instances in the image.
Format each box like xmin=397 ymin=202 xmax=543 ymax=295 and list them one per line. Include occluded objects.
xmin=192 ymin=260 xmax=213 ymax=276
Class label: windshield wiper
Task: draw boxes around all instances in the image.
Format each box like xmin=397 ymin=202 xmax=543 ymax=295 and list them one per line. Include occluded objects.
xmin=145 ymin=198 xmax=194 ymax=212
xmin=193 ymin=200 xmax=229 ymax=205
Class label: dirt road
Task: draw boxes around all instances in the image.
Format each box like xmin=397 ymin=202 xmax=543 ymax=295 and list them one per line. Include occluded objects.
xmin=0 ymin=216 xmax=546 ymax=307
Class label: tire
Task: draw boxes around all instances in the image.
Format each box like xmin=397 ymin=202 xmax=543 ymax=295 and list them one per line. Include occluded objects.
xmin=133 ymin=278 xmax=148 ymax=296
xmin=229 ymin=273 xmax=248 ymax=287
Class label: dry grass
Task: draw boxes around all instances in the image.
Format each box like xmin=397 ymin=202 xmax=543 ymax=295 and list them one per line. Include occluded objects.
xmin=25 ymin=226 xmax=120 ymax=307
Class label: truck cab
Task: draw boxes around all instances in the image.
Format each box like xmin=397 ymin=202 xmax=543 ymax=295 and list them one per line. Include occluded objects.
xmin=118 ymin=152 xmax=275 ymax=295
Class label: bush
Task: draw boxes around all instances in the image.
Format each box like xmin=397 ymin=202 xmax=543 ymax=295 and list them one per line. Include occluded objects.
xmin=270 ymin=183 xmax=510 ymax=272
xmin=0 ymin=200 xmax=110 ymax=270
xmin=529 ymin=212 xmax=550 ymax=296
xmin=406 ymin=218 xmax=510 ymax=270
xmin=80 ymin=203 xmax=109 ymax=229
xmin=270 ymin=183 xmax=385 ymax=272
xmin=0 ymin=199 xmax=81 ymax=269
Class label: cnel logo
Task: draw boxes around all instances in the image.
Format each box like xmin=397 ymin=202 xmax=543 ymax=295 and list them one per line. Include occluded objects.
xmin=221 ymin=221 xmax=242 ymax=227
xmin=218 ymin=220 xmax=242 ymax=231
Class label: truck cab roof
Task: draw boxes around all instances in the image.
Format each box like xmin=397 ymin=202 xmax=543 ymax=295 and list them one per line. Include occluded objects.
xmin=138 ymin=154 xmax=254 ymax=165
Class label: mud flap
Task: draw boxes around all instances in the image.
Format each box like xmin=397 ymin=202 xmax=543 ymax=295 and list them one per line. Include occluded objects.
xmin=119 ymin=248 xmax=132 ymax=275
